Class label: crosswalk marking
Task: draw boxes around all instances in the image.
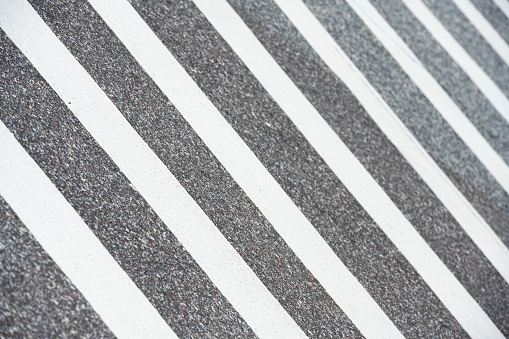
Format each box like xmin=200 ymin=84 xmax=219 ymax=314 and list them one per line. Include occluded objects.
xmin=0 ymin=1 xmax=306 ymax=337
xmin=493 ymin=0 xmax=509 ymax=20
xmin=330 ymin=0 xmax=509 ymax=284
xmin=302 ymin=0 xmax=509 ymax=251
xmin=402 ymin=0 xmax=509 ymax=127
xmin=224 ymin=0 xmax=509 ymax=330
xmin=0 ymin=120 xmax=178 ymax=339
xmin=213 ymin=0 xmax=502 ymax=337
xmin=365 ymin=0 xmax=509 ymax=172
xmin=349 ymin=0 xmax=509 ymax=199
xmin=451 ymin=0 xmax=509 ymax=67
xmin=87 ymin=0 xmax=407 ymax=337
xmin=0 ymin=0 xmax=508 ymax=336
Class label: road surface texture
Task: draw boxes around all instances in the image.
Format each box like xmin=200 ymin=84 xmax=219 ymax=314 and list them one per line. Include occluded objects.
xmin=1 ymin=0 xmax=508 ymax=338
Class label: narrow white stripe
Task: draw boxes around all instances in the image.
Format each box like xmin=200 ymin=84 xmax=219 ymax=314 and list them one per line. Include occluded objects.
xmin=343 ymin=0 xmax=509 ymax=283
xmin=0 ymin=122 xmax=178 ymax=339
xmin=86 ymin=0 xmax=404 ymax=338
xmin=194 ymin=0 xmax=504 ymax=338
xmin=493 ymin=0 xmax=509 ymax=20
xmin=0 ymin=1 xmax=305 ymax=337
xmin=451 ymin=0 xmax=509 ymax=67
xmin=402 ymin=0 xmax=509 ymax=127
xmin=348 ymin=0 xmax=509 ymax=197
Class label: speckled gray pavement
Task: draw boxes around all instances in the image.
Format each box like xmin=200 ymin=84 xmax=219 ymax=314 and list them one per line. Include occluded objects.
xmin=21 ymin=0 xmax=365 ymax=337
xmin=365 ymin=0 xmax=509 ymax=244
xmin=470 ymin=0 xmax=509 ymax=44
xmin=0 ymin=32 xmax=256 ymax=339
xmin=422 ymin=0 xmax=509 ymax=98
xmin=1 ymin=0 xmax=508 ymax=337
xmin=369 ymin=0 xmax=509 ymax=166
xmin=0 ymin=197 xmax=115 ymax=339
xmin=225 ymin=0 xmax=509 ymax=335
xmin=127 ymin=0 xmax=468 ymax=337
xmin=302 ymin=0 xmax=509 ymax=250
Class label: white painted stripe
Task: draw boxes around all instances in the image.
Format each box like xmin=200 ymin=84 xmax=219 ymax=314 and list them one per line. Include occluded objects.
xmin=348 ymin=0 xmax=509 ymax=198
xmin=493 ymin=0 xmax=509 ymax=20
xmin=0 ymin=1 xmax=305 ymax=337
xmin=0 ymin=122 xmax=178 ymax=339
xmin=86 ymin=0 xmax=404 ymax=338
xmin=402 ymin=0 xmax=509 ymax=127
xmin=451 ymin=0 xmax=509 ymax=67
xmin=193 ymin=0 xmax=504 ymax=338
xmin=343 ymin=0 xmax=509 ymax=283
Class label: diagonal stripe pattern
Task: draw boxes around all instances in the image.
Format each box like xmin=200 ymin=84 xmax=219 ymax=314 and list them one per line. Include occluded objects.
xmin=0 ymin=0 xmax=508 ymax=337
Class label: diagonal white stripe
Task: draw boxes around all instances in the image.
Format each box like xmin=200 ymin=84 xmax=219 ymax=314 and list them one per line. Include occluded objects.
xmin=346 ymin=0 xmax=509 ymax=195
xmin=493 ymin=0 xmax=509 ymax=20
xmin=341 ymin=0 xmax=509 ymax=286
xmin=192 ymin=0 xmax=504 ymax=338
xmin=0 ymin=1 xmax=306 ymax=337
xmin=451 ymin=0 xmax=509 ymax=67
xmin=0 ymin=121 xmax=178 ymax=339
xmin=402 ymin=0 xmax=509 ymax=130
xmin=86 ymin=0 xmax=405 ymax=338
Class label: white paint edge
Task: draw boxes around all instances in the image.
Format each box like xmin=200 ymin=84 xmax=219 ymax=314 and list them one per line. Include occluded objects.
xmin=451 ymin=0 xmax=509 ymax=67
xmin=402 ymin=0 xmax=509 ymax=131
xmin=0 ymin=1 xmax=305 ymax=337
xmin=0 ymin=122 xmax=178 ymax=339
xmin=344 ymin=0 xmax=509 ymax=285
xmin=493 ymin=0 xmax=509 ymax=20
xmin=195 ymin=0 xmax=503 ymax=338
xmin=348 ymin=0 xmax=509 ymax=197
xmin=87 ymin=0 xmax=405 ymax=338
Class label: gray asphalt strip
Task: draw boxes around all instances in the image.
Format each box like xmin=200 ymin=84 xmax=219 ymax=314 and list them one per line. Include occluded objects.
xmin=0 ymin=31 xmax=256 ymax=339
xmin=0 ymin=196 xmax=116 ymax=339
xmin=224 ymin=0 xmax=509 ymax=335
xmin=422 ymin=0 xmax=509 ymax=97
xmin=302 ymin=0 xmax=509 ymax=249
xmin=26 ymin=0 xmax=363 ymax=337
xmin=469 ymin=0 xmax=509 ymax=44
xmin=125 ymin=0 xmax=469 ymax=336
xmin=370 ymin=0 xmax=509 ymax=167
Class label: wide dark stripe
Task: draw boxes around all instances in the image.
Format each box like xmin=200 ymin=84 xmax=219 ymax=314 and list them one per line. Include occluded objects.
xmin=123 ymin=0 xmax=468 ymax=337
xmin=470 ymin=0 xmax=509 ymax=44
xmin=302 ymin=0 xmax=509 ymax=248
xmin=0 ymin=196 xmax=116 ymax=339
xmin=370 ymin=0 xmax=509 ymax=167
xmin=225 ymin=0 xmax=509 ymax=335
xmin=0 ymin=31 xmax=255 ymax=339
xmin=422 ymin=0 xmax=509 ymax=97
xmin=27 ymin=0 xmax=362 ymax=337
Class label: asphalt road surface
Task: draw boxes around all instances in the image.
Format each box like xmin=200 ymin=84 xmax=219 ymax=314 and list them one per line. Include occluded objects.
xmin=1 ymin=0 xmax=509 ymax=337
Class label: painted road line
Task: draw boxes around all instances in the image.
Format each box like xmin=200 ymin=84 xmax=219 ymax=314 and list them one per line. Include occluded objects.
xmin=402 ymin=0 xmax=509 ymax=126
xmin=493 ymin=0 xmax=509 ymax=20
xmin=224 ymin=0 xmax=509 ymax=333
xmin=0 ymin=1 xmax=305 ymax=337
xmin=340 ymin=0 xmax=509 ymax=282
xmin=0 ymin=197 xmax=116 ymax=338
xmin=0 ymin=120 xmax=178 ymax=339
xmin=304 ymin=0 xmax=509 ymax=255
xmin=0 ymin=27 xmax=256 ymax=337
xmin=367 ymin=0 xmax=509 ymax=174
xmin=127 ymin=0 xmax=466 ymax=336
xmin=451 ymin=0 xmax=509 ymax=67
xmin=26 ymin=0 xmax=361 ymax=335
xmin=468 ymin=0 xmax=509 ymax=45
xmin=197 ymin=0 xmax=503 ymax=337
xmin=347 ymin=0 xmax=509 ymax=197
xmin=422 ymin=0 xmax=509 ymax=102
xmin=86 ymin=0 xmax=406 ymax=337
